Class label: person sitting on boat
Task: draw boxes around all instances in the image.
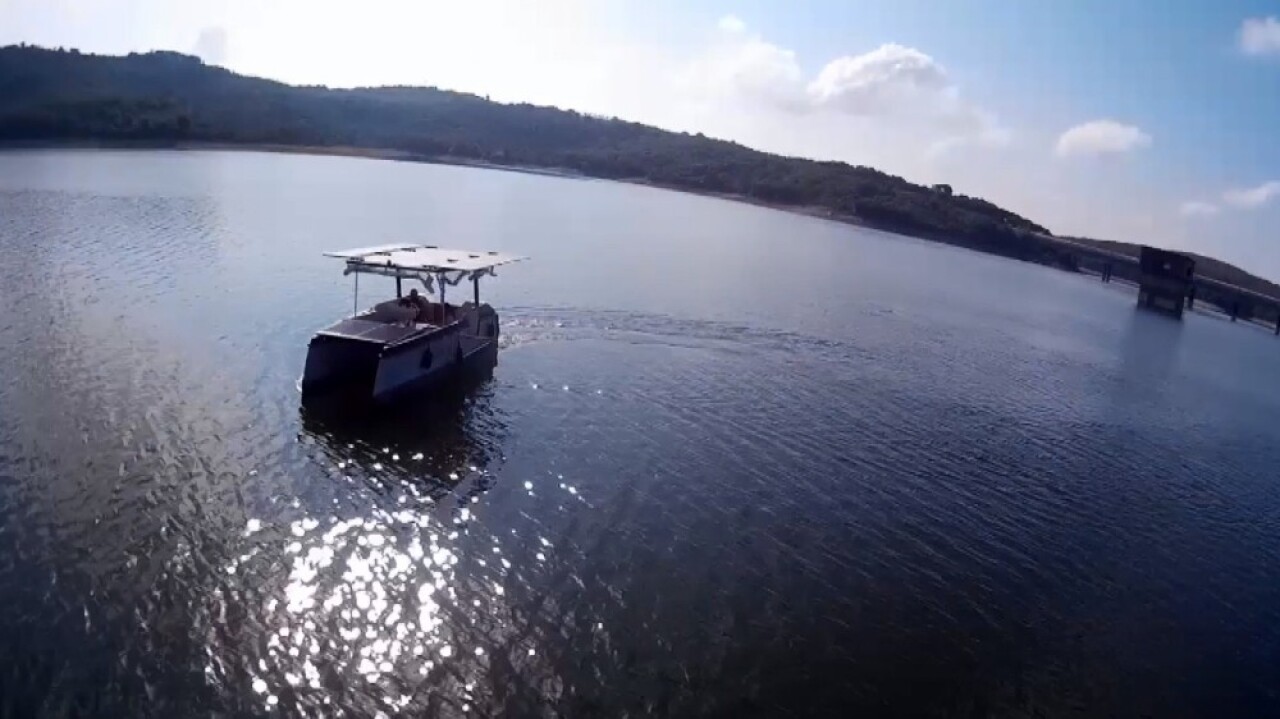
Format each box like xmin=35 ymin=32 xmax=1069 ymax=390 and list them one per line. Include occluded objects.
xmin=400 ymin=288 xmax=432 ymax=324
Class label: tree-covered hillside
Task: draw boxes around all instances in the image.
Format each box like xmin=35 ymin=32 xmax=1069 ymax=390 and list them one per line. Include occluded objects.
xmin=2 ymin=44 xmax=1275 ymax=297
xmin=0 ymin=46 xmax=1073 ymax=256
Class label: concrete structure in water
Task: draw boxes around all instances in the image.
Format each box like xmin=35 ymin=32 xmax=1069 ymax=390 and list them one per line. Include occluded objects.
xmin=1136 ymin=246 xmax=1195 ymax=318
xmin=1067 ymin=237 xmax=1280 ymax=331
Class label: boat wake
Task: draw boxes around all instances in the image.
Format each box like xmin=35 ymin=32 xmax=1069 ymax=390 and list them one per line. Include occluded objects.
xmin=498 ymin=306 xmax=872 ymax=368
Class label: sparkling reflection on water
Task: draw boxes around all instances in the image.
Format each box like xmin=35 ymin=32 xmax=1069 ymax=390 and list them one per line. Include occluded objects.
xmin=203 ymin=393 xmax=598 ymax=717
xmin=4 ymin=150 xmax=1280 ymax=717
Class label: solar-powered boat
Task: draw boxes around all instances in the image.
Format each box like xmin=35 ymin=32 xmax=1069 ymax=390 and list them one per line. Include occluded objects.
xmin=300 ymin=244 xmax=525 ymax=403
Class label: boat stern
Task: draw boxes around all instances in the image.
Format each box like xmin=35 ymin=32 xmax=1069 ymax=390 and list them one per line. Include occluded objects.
xmin=300 ymin=333 xmax=381 ymax=401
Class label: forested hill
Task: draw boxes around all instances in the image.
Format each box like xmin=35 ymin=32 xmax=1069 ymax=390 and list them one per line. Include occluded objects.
xmin=0 ymin=45 xmax=1274 ymax=296
xmin=0 ymin=46 xmax=1062 ymax=254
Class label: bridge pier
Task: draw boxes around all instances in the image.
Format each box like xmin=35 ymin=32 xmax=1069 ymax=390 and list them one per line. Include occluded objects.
xmin=1101 ymin=262 xmax=1112 ymax=282
xmin=1231 ymin=301 xmax=1240 ymax=322
xmin=1186 ymin=285 xmax=1196 ymax=310
xmin=1136 ymin=247 xmax=1194 ymax=318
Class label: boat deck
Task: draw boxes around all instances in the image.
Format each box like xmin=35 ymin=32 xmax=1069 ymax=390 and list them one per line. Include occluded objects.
xmin=317 ymin=318 xmax=437 ymax=345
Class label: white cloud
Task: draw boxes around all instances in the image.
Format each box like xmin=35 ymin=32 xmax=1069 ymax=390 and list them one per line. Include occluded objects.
xmin=1240 ymin=16 xmax=1280 ymax=56
xmin=682 ymin=24 xmax=806 ymax=110
xmin=1054 ymin=120 xmax=1151 ymax=158
xmin=192 ymin=25 xmax=227 ymax=66
xmin=807 ymin=44 xmax=947 ymax=114
xmin=1179 ymin=200 xmax=1219 ymax=217
xmin=717 ymin=15 xmax=746 ymax=34
xmin=1177 ymin=181 xmax=1280 ymax=218
xmin=683 ymin=23 xmax=1006 ymax=156
xmin=1222 ymin=181 xmax=1280 ymax=209
xmin=807 ymin=44 xmax=1007 ymax=153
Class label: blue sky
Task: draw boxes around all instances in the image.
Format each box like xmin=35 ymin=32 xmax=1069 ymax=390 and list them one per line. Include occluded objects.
xmin=2 ymin=0 xmax=1278 ymax=278
xmin=727 ymin=0 xmax=1280 ymax=188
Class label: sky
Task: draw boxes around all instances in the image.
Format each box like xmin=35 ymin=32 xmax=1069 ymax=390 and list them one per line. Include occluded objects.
xmin=2 ymin=0 xmax=1279 ymax=278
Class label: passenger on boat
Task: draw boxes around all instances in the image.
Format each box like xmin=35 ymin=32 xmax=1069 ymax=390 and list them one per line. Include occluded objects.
xmin=399 ymin=288 xmax=432 ymax=324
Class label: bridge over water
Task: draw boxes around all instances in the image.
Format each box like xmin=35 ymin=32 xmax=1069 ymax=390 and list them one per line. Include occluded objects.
xmin=1051 ymin=238 xmax=1280 ymax=332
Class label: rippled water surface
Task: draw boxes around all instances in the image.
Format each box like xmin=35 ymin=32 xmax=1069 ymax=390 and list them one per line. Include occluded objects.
xmin=2 ymin=149 xmax=1280 ymax=717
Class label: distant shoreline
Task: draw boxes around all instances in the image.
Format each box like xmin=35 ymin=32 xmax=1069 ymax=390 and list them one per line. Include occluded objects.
xmin=0 ymin=138 xmax=1192 ymax=267
xmin=0 ymin=138 xmax=874 ymax=232
xmin=7 ymin=44 xmax=1280 ymax=318
xmin=0 ymin=139 xmax=589 ymax=180
xmin=6 ymin=140 xmax=1280 ymax=319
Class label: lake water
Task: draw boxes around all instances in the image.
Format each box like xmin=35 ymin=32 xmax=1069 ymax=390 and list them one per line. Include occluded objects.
xmin=2 ymin=149 xmax=1280 ymax=717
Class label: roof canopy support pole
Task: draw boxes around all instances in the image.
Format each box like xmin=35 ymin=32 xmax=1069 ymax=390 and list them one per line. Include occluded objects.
xmin=396 ymin=275 xmax=402 ymax=298
xmin=473 ymin=275 xmax=480 ymax=306
xmin=353 ymin=272 xmax=359 ymax=315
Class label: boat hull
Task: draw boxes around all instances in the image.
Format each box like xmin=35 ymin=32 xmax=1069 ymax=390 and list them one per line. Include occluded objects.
xmin=373 ymin=330 xmax=498 ymax=403
xmin=301 ymin=309 xmax=500 ymax=405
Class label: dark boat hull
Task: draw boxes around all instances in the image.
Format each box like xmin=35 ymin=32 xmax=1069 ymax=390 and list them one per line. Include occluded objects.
xmin=301 ymin=308 xmax=500 ymax=406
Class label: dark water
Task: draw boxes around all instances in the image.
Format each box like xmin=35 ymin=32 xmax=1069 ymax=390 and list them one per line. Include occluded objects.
xmin=2 ymin=149 xmax=1280 ymax=717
